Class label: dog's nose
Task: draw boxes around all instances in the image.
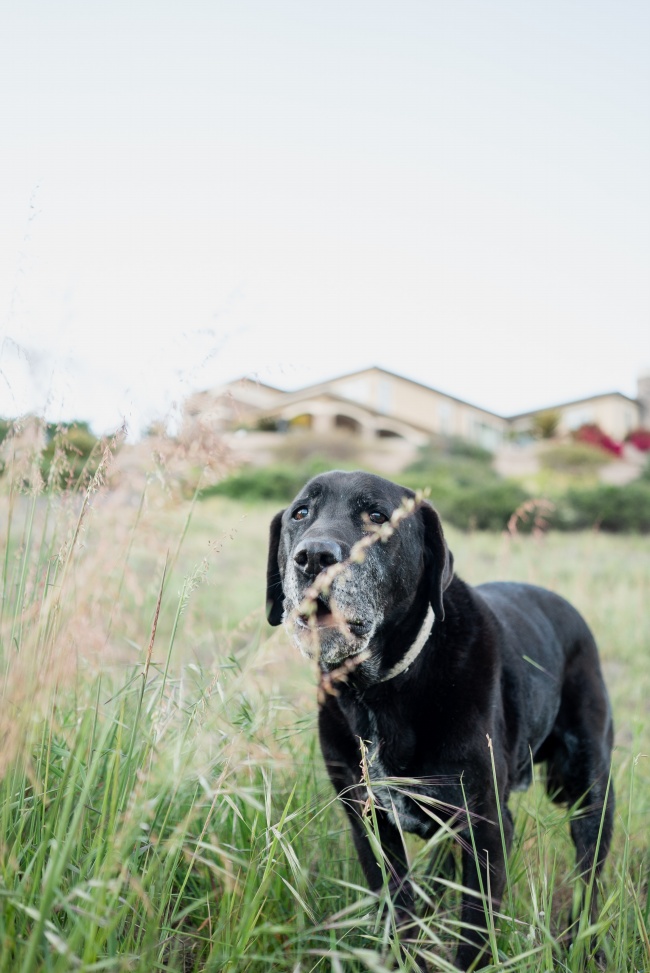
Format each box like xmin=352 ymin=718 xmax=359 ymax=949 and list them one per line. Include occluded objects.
xmin=293 ymin=538 xmax=343 ymax=578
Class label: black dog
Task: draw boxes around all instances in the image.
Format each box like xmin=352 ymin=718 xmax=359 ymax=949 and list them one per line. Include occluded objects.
xmin=266 ymin=470 xmax=614 ymax=970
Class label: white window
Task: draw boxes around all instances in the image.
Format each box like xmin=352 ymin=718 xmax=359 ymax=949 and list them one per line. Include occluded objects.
xmin=565 ymin=408 xmax=593 ymax=430
xmin=439 ymin=402 xmax=453 ymax=435
xmin=377 ymin=379 xmax=392 ymax=415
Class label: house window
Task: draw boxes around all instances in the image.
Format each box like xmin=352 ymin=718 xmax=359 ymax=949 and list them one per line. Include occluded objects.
xmin=289 ymin=414 xmax=313 ymax=429
xmin=377 ymin=379 xmax=392 ymax=415
xmin=439 ymin=402 xmax=453 ymax=435
xmin=565 ymin=408 xmax=593 ymax=430
xmin=472 ymin=421 xmax=501 ymax=450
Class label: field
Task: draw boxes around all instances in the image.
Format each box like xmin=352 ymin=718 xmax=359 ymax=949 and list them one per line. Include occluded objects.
xmin=0 ymin=459 xmax=648 ymax=972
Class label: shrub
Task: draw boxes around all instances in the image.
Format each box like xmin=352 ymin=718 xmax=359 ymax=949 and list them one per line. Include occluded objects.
xmin=539 ymin=442 xmax=611 ymax=475
xmin=255 ymin=416 xmax=280 ymax=432
xmin=531 ymin=410 xmax=561 ymax=440
xmin=626 ymin=428 xmax=650 ymax=451
xmin=573 ymin=423 xmax=622 ymax=457
xmin=384 ymin=439 xmax=525 ymax=531
xmin=407 ymin=437 xmax=493 ymax=470
xmin=41 ymin=421 xmax=102 ymax=488
xmin=555 ymin=481 xmax=650 ymax=533
xmin=445 ymin=437 xmax=494 ymax=461
xmin=0 ymin=418 xmax=11 ymax=446
xmin=200 ymin=459 xmax=334 ymax=503
xmin=271 ymin=431 xmax=366 ymax=466
xmin=438 ymin=481 xmax=530 ymax=532
xmin=402 ymin=439 xmax=498 ymax=501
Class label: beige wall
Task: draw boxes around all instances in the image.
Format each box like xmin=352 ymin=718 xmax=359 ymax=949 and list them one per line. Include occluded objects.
xmin=276 ymin=392 xmax=429 ymax=445
xmin=510 ymin=395 xmax=641 ymax=442
xmin=326 ymin=369 xmax=507 ymax=449
xmin=205 ymin=372 xmax=644 ymax=449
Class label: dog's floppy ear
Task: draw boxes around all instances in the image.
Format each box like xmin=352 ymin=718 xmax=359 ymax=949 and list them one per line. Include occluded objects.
xmin=266 ymin=509 xmax=285 ymax=626
xmin=420 ymin=501 xmax=454 ymax=621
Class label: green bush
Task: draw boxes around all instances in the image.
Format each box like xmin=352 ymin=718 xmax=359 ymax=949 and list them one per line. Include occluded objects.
xmin=539 ymin=442 xmax=611 ymax=476
xmin=271 ymin=431 xmax=367 ymax=465
xmin=200 ymin=458 xmax=335 ymax=503
xmin=402 ymin=464 xmax=529 ymax=531
xmin=556 ymin=481 xmax=650 ymax=533
xmin=0 ymin=418 xmax=103 ymax=489
xmin=41 ymin=421 xmax=102 ymax=488
xmin=400 ymin=438 xmax=509 ymax=528
xmin=202 ymin=455 xmax=650 ymax=533
xmin=402 ymin=442 xmax=499 ymax=499
xmin=0 ymin=418 xmax=11 ymax=446
xmin=531 ymin=409 xmax=561 ymax=439
xmin=440 ymin=481 xmax=530 ymax=531
xmin=407 ymin=436 xmax=493 ymax=470
xmin=208 ymin=446 xmax=527 ymax=530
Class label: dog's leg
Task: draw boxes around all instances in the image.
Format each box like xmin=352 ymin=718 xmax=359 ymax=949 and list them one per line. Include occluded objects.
xmin=546 ymin=659 xmax=614 ymax=895
xmin=549 ymin=747 xmax=614 ymax=952
xmin=426 ymin=844 xmax=457 ymax=885
xmin=544 ymin=662 xmax=614 ymax=966
xmin=319 ymin=704 xmax=418 ymax=936
xmin=456 ymin=805 xmax=512 ymax=972
xmin=347 ymin=803 xmax=414 ymax=917
xmin=321 ymin=762 xmax=415 ymax=919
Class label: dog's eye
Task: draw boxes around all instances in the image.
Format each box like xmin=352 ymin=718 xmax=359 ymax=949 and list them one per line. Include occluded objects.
xmin=368 ymin=511 xmax=388 ymax=525
xmin=292 ymin=506 xmax=309 ymax=521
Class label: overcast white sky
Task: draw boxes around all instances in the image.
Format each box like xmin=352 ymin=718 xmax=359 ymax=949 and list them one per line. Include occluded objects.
xmin=1 ymin=1 xmax=649 ymax=436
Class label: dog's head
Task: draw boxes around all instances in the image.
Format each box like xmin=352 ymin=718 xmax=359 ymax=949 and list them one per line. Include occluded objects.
xmin=266 ymin=470 xmax=453 ymax=673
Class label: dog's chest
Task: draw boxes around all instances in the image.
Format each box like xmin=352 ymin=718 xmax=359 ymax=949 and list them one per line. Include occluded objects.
xmin=363 ymin=710 xmax=432 ymax=837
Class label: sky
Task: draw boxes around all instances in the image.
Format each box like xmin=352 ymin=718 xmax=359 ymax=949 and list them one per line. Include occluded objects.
xmin=1 ymin=1 xmax=649 ymax=437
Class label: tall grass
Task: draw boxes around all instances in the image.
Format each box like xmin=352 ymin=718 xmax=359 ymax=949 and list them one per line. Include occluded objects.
xmin=0 ymin=427 xmax=648 ymax=971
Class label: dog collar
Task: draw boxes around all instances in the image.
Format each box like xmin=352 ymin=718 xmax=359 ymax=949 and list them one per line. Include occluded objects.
xmin=380 ymin=605 xmax=435 ymax=682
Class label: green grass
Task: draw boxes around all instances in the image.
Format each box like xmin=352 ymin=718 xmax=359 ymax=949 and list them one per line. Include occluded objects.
xmin=0 ymin=456 xmax=648 ymax=971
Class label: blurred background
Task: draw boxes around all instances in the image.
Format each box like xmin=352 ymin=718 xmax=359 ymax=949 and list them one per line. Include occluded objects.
xmin=1 ymin=2 xmax=649 ymax=430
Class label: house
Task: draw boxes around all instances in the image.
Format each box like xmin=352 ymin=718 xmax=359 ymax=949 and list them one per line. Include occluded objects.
xmin=187 ymin=366 xmax=649 ymax=451
xmin=509 ymin=390 xmax=643 ymax=442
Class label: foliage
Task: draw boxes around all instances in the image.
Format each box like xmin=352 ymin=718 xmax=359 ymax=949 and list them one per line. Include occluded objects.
xmin=401 ymin=439 xmax=530 ymax=531
xmin=407 ymin=436 xmax=493 ymax=468
xmin=271 ymin=430 xmax=369 ymax=465
xmin=254 ymin=414 xmax=280 ymax=431
xmin=402 ymin=439 xmax=497 ymax=498
xmin=204 ymin=436 xmax=650 ymax=535
xmin=573 ymin=422 xmax=623 ymax=457
xmin=199 ymin=458 xmax=335 ymax=503
xmin=531 ymin=409 xmax=561 ymax=439
xmin=539 ymin=441 xmax=611 ymax=475
xmin=0 ymin=454 xmax=648 ymax=972
xmin=555 ymin=481 xmax=650 ymax=533
xmin=626 ymin=427 xmax=650 ymax=451
xmin=40 ymin=421 xmax=102 ymax=488
xmin=0 ymin=417 xmax=104 ymax=488
xmin=439 ymin=480 xmax=530 ymax=531
xmin=0 ymin=418 xmax=11 ymax=445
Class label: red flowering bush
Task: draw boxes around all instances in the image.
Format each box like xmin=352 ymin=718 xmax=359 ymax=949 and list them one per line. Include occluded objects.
xmin=573 ymin=423 xmax=623 ymax=457
xmin=626 ymin=428 xmax=650 ymax=451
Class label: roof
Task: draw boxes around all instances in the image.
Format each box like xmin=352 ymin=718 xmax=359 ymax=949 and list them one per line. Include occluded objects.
xmin=220 ymin=365 xmax=639 ymax=423
xmin=280 ymin=365 xmax=507 ymax=421
xmin=509 ymin=389 xmax=640 ymax=421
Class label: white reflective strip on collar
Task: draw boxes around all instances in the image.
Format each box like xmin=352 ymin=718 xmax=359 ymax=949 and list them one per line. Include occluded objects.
xmin=380 ymin=605 xmax=435 ymax=682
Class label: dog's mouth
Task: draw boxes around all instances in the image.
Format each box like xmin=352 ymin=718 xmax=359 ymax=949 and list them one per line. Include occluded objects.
xmin=296 ymin=596 xmax=372 ymax=638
